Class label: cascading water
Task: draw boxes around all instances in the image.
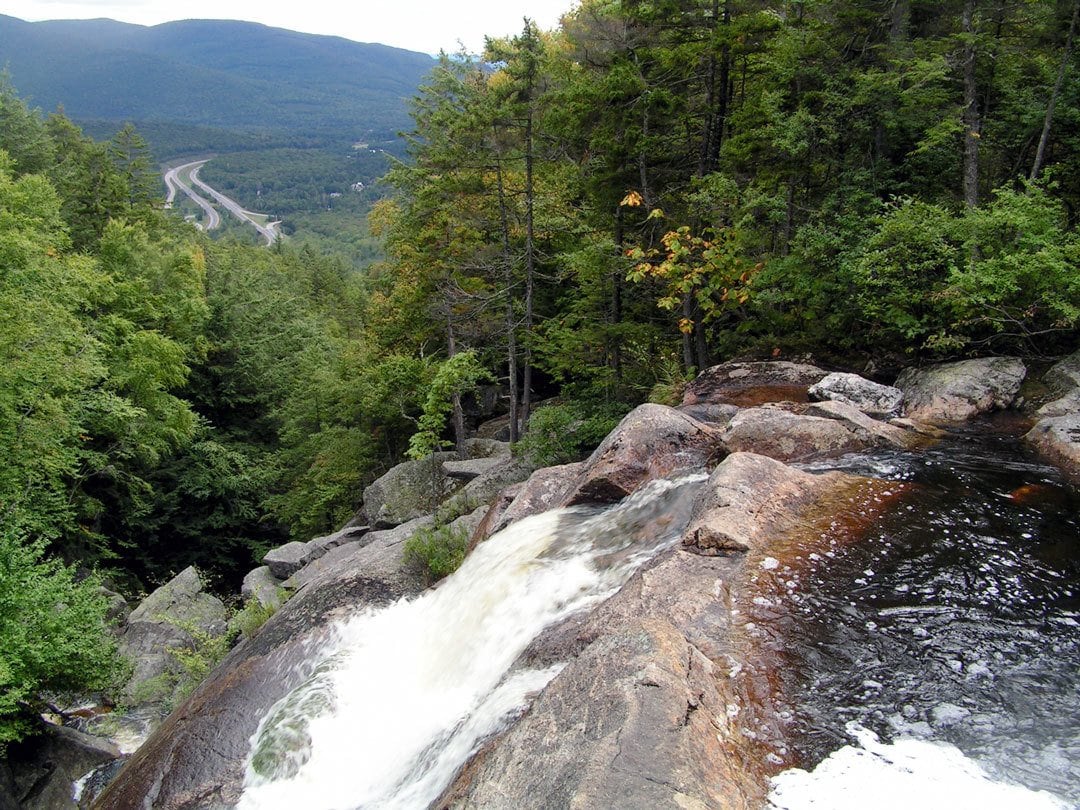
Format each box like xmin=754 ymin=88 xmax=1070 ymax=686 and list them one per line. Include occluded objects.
xmin=765 ymin=423 xmax=1079 ymax=809
xmin=238 ymin=473 xmax=706 ymax=810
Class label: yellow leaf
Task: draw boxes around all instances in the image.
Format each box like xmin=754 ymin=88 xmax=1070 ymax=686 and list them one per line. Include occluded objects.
xmin=620 ymin=190 xmax=644 ymax=207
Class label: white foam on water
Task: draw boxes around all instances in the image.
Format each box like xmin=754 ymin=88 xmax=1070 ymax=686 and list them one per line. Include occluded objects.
xmin=768 ymin=723 xmax=1072 ymax=810
xmin=238 ymin=474 xmax=703 ymax=810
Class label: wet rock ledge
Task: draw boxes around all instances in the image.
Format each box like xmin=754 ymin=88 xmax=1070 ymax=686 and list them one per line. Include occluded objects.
xmin=88 ymin=354 xmax=1078 ymax=809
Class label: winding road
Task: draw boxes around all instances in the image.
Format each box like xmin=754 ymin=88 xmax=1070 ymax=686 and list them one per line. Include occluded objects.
xmin=163 ymin=159 xmax=280 ymax=246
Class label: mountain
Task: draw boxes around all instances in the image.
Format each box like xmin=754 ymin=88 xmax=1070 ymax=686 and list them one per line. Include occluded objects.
xmin=0 ymin=15 xmax=435 ymax=154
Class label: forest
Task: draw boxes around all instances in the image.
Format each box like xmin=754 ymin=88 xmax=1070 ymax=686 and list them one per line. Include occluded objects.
xmin=1 ymin=0 xmax=1079 ymax=746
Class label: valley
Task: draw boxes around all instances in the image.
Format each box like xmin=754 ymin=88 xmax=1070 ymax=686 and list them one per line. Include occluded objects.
xmin=164 ymin=159 xmax=281 ymax=245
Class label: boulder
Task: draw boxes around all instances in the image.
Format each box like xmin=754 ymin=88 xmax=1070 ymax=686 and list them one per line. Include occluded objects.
xmin=463 ymin=438 xmax=512 ymax=459
xmin=93 ymin=519 xmax=430 ymax=810
xmin=97 ymin=586 xmax=130 ymax=626
xmin=1025 ymin=414 xmax=1080 ymax=480
xmin=362 ymin=452 xmax=463 ymax=528
xmin=117 ymin=567 xmax=228 ymax=707
xmin=126 ymin=567 xmax=226 ymax=634
xmin=284 ymin=515 xmax=434 ymax=594
xmin=896 ymin=357 xmax=1026 ymax=423
xmin=262 ymin=539 xmax=325 ymax=580
xmin=804 ymin=400 xmax=921 ymax=449
xmin=808 ymin=372 xmax=904 ymax=417
xmin=443 ymin=457 xmax=505 ymax=481
xmin=682 ymin=361 xmax=829 ymax=407
xmin=676 ymin=402 xmax=741 ymax=426
xmin=5 ymin=724 xmax=120 ymax=810
xmin=474 ymin=413 xmax=513 ymax=441
xmin=481 ymin=463 xmax=585 ymax=541
xmin=437 ymin=458 xmax=533 ymax=526
xmin=681 ymin=452 xmax=852 ymax=554
xmin=720 ymin=406 xmax=867 ymax=461
xmin=563 ymin=404 xmax=724 ymax=505
xmin=1037 ymin=350 xmax=1080 ymax=417
xmin=240 ymin=567 xmax=286 ymax=611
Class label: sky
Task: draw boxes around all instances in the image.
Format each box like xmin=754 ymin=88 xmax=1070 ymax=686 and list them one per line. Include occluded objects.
xmin=4 ymin=0 xmax=576 ymax=54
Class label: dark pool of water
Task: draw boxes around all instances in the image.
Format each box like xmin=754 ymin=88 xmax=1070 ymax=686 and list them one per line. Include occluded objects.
xmin=773 ymin=420 xmax=1080 ymax=802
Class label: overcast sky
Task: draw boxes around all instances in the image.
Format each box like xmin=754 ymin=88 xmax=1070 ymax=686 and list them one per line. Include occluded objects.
xmin=5 ymin=0 xmax=576 ymax=54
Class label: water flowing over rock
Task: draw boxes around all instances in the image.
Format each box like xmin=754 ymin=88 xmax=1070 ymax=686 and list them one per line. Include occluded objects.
xmin=479 ymin=462 xmax=585 ymax=541
xmin=682 ymin=360 xmax=829 ymax=407
xmin=808 ymin=372 xmax=904 ymax=417
xmin=5 ymin=725 xmax=119 ymax=810
xmin=442 ymin=456 xmax=882 ymax=810
xmin=93 ymin=521 xmax=430 ymax=809
xmin=896 ymin=357 xmax=1026 ymax=423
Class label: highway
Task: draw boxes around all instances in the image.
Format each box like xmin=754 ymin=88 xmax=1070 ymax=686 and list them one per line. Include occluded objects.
xmin=163 ymin=160 xmax=220 ymax=230
xmin=162 ymin=159 xmax=280 ymax=246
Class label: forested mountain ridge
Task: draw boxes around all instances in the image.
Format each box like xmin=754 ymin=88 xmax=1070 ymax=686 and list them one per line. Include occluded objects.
xmin=0 ymin=15 xmax=435 ymax=150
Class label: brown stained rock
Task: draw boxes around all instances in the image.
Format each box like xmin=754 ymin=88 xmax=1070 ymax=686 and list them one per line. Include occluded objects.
xmin=681 ymin=452 xmax=851 ymax=554
xmin=563 ymin=404 xmax=724 ymax=506
xmin=681 ymin=361 xmax=829 ymax=407
xmin=720 ymin=407 xmax=866 ymax=462
xmin=896 ymin=357 xmax=1026 ymax=423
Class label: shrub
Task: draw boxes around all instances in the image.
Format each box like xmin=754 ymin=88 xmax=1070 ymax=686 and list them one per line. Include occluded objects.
xmin=514 ymin=401 xmax=627 ymax=467
xmin=0 ymin=529 xmax=122 ymax=746
xmin=403 ymin=523 xmax=468 ymax=580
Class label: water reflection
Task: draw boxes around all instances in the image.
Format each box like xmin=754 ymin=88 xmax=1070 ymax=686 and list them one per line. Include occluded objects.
xmin=776 ymin=422 xmax=1080 ymax=803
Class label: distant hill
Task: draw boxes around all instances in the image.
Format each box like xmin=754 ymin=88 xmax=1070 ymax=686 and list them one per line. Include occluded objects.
xmin=0 ymin=15 xmax=435 ymax=156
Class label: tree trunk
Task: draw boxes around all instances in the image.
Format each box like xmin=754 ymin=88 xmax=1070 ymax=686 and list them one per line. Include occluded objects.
xmin=521 ymin=110 xmax=535 ymax=429
xmin=493 ymin=138 xmax=520 ymax=443
xmin=1030 ymin=0 xmax=1079 ymax=181
xmin=962 ymin=0 xmax=981 ymax=209
xmin=446 ymin=319 xmax=467 ymax=458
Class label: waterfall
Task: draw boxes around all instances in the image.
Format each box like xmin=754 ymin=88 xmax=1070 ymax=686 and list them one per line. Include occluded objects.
xmin=238 ymin=473 xmax=705 ymax=810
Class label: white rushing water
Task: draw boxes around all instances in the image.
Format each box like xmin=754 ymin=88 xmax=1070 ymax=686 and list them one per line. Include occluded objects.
xmin=239 ymin=474 xmax=704 ymax=810
xmin=768 ymin=722 xmax=1072 ymax=810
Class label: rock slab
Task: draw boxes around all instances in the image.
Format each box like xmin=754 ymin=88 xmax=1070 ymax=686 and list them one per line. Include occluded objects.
xmin=808 ymin=372 xmax=904 ymax=417
xmin=563 ymin=404 xmax=723 ymax=505
xmin=896 ymin=357 xmax=1026 ymax=423
xmin=682 ymin=361 xmax=828 ymax=407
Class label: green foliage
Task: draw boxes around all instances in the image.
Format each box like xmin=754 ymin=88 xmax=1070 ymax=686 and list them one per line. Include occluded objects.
xmin=514 ymin=401 xmax=627 ymax=468
xmin=166 ymin=621 xmax=236 ymax=702
xmin=847 ymin=182 xmax=1080 ymax=355
xmin=403 ymin=523 xmax=469 ymax=581
xmin=0 ymin=528 xmax=121 ymax=745
xmin=407 ymin=351 xmax=494 ymax=460
xmin=230 ymin=596 xmax=280 ymax=640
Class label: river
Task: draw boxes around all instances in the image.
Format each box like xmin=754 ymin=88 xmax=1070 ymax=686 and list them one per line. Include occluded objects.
xmin=232 ymin=418 xmax=1077 ymax=809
